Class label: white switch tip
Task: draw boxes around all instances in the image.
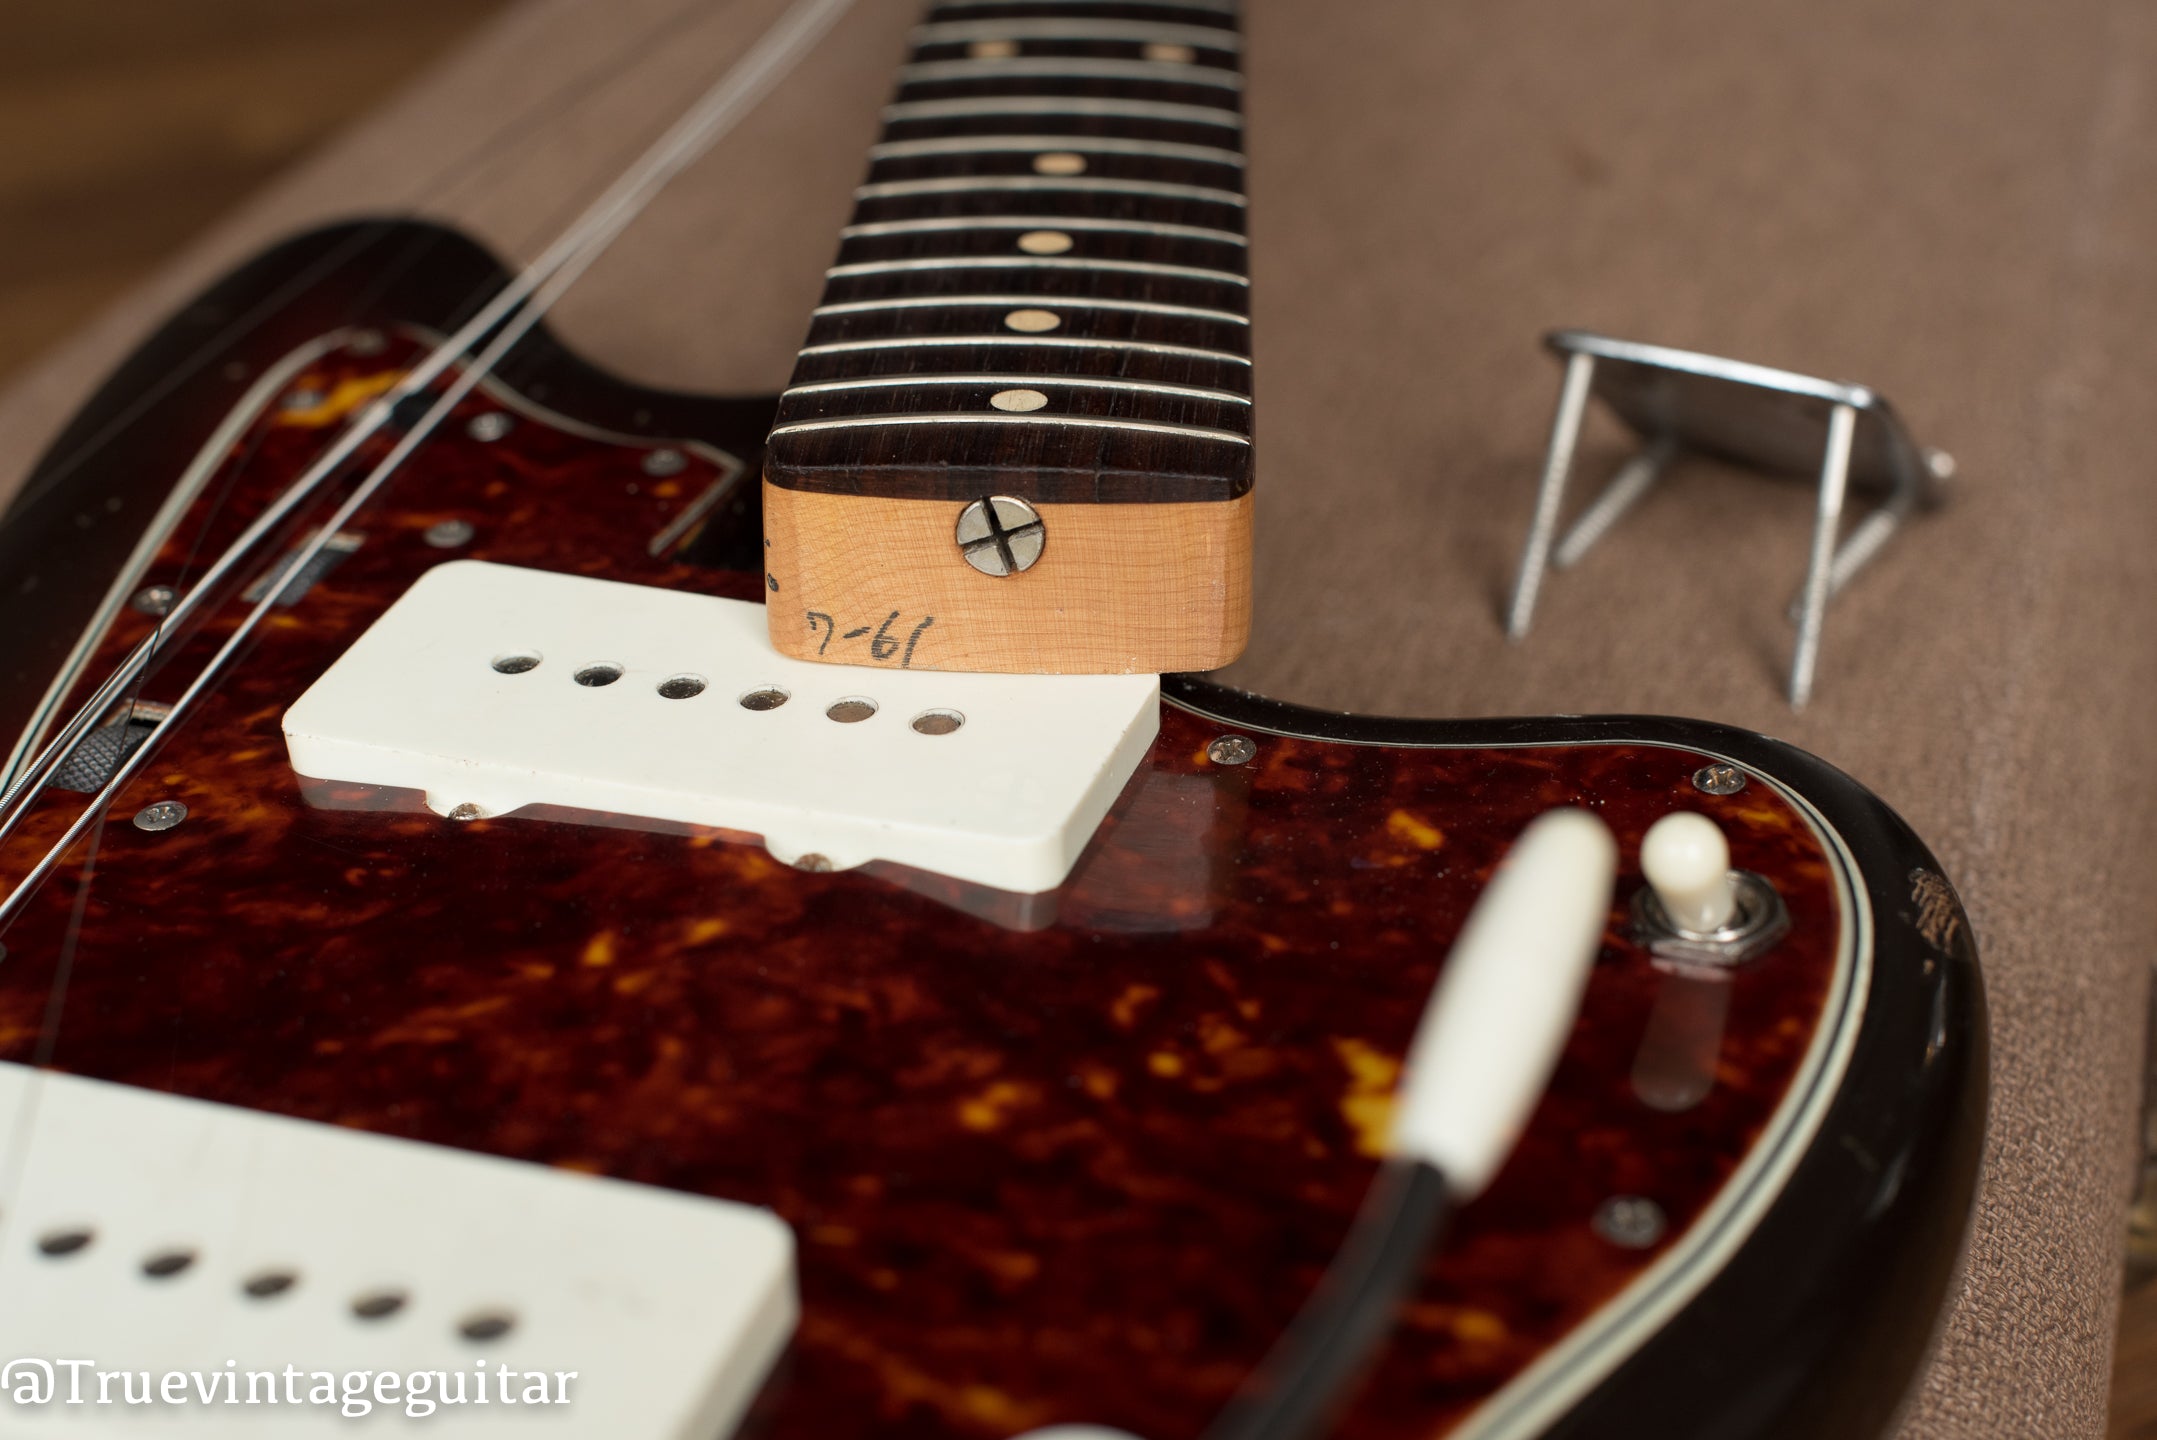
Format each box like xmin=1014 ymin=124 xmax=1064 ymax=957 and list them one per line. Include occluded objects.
xmin=1388 ymin=809 xmax=1617 ymax=1197
xmin=1642 ymin=812 xmax=1736 ymax=933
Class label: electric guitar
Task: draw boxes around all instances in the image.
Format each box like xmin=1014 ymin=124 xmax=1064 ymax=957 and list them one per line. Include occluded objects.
xmin=0 ymin=3 xmax=1984 ymax=1437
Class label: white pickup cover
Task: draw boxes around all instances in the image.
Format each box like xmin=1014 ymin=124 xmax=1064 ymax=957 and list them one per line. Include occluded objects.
xmin=0 ymin=1063 xmax=794 ymax=1434
xmin=282 ymin=561 xmax=1161 ymax=894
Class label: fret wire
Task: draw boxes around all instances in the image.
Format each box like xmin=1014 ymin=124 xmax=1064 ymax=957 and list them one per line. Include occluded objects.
xmin=869 ymin=134 xmax=1244 ymax=165
xmin=813 ymin=293 xmax=1247 ymax=323
xmin=899 ymin=57 xmax=1243 ymax=90
xmin=784 ymin=373 xmax=1252 ymax=404
xmin=798 ymin=334 xmax=1250 ymax=364
xmin=883 ymin=96 xmax=1241 ymax=128
xmin=827 ymin=255 xmax=1247 ymax=285
xmin=855 ymin=176 xmax=1244 ymax=206
xmin=912 ymin=19 xmax=1242 ymax=49
xmin=770 ymin=413 xmax=1251 ymax=445
xmin=841 ymin=215 xmax=1245 ymax=245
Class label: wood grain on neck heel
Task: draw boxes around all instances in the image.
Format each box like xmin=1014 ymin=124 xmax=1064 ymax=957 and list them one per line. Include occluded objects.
xmin=763 ymin=480 xmax=1250 ymax=674
xmin=762 ymin=1 xmax=1253 ymax=674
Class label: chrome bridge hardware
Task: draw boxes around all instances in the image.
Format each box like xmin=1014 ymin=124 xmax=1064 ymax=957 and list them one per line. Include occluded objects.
xmin=1505 ymin=331 xmax=1953 ymax=709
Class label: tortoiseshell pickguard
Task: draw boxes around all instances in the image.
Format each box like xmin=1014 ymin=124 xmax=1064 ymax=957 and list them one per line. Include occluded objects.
xmin=0 ymin=337 xmax=1842 ymax=1440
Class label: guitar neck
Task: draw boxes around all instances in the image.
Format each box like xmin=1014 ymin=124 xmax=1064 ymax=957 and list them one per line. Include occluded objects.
xmin=761 ymin=0 xmax=1254 ymax=675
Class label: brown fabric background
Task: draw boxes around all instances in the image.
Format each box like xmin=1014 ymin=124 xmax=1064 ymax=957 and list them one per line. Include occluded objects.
xmin=1 ymin=0 xmax=2147 ymax=1431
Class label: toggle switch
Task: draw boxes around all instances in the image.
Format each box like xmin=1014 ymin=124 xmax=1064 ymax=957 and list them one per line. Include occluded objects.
xmin=1641 ymin=812 xmax=1736 ymax=934
xmin=1632 ymin=809 xmax=1789 ymax=968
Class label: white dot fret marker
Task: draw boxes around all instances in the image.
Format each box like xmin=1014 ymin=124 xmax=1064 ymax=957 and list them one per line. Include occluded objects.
xmin=1017 ymin=230 xmax=1073 ymax=255
xmin=1143 ymin=42 xmax=1198 ymax=63
xmin=990 ymin=389 xmax=1049 ymax=412
xmin=1641 ymin=813 xmax=1738 ymax=934
xmin=967 ymin=39 xmax=1018 ymax=59
xmin=1003 ymin=309 xmax=1062 ymax=333
xmin=1032 ymin=152 xmax=1087 ymax=176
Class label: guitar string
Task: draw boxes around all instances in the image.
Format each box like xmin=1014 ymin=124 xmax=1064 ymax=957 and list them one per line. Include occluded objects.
xmin=0 ymin=0 xmax=735 ymax=529
xmin=0 ymin=0 xmax=776 ymax=808
xmin=0 ymin=0 xmax=858 ymax=1243
xmin=0 ymin=0 xmax=856 ymax=848
xmin=0 ymin=0 xmax=759 ymax=1284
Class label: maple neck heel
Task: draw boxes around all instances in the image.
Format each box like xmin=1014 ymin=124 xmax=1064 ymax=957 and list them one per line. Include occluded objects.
xmin=762 ymin=2 xmax=1255 ymax=675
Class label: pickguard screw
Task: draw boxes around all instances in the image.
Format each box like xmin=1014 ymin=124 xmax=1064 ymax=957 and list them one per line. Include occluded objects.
xmin=1207 ymin=735 xmax=1256 ymax=766
xmin=131 ymin=585 xmax=177 ymax=617
xmin=132 ymin=800 xmax=188 ymax=833
xmin=1592 ymin=1195 xmax=1666 ymax=1249
xmin=424 ymin=518 xmax=476 ymax=549
xmin=1692 ymin=763 xmax=1747 ymax=796
xmin=445 ymin=804 xmax=486 ymax=823
xmin=794 ymin=853 xmax=833 ymax=873
xmin=281 ymin=387 xmax=325 ymax=412
xmin=465 ymin=412 xmax=513 ymax=443
xmin=347 ymin=329 xmax=387 ymax=356
xmin=642 ymin=448 xmax=688 ymax=477
xmin=955 ymin=496 xmax=1045 ymax=577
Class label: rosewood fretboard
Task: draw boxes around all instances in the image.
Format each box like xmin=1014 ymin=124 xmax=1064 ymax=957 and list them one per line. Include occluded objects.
xmin=765 ymin=0 xmax=1252 ymax=506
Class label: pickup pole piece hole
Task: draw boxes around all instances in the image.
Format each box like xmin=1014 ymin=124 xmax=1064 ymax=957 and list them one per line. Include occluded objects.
xmin=574 ymin=663 xmax=624 ymax=687
xmin=352 ymin=1290 xmax=408 ymax=1320
xmin=739 ymin=687 xmax=790 ymax=711
xmin=912 ymin=709 xmax=964 ymax=736
xmin=492 ymin=652 xmax=542 ymax=675
xmin=142 ymin=1249 xmax=196 ymax=1279
xmin=460 ymin=1311 xmax=517 ymax=1342
xmin=657 ymin=674 xmax=707 ymax=699
xmin=826 ymin=698 xmax=879 ymax=724
xmin=243 ymin=1270 xmax=298 ymax=1299
xmin=37 ymin=1228 xmax=93 ymax=1258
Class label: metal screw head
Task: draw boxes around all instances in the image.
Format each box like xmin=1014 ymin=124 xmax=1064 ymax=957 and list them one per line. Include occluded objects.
xmin=1592 ymin=1195 xmax=1666 ymax=1249
xmin=423 ymin=518 xmax=476 ymax=549
xmin=955 ymin=496 xmax=1046 ymax=576
xmin=132 ymin=800 xmax=188 ymax=832
xmin=641 ymin=448 xmax=688 ymax=477
xmin=1207 ymin=735 xmax=1257 ymax=766
xmin=793 ymin=853 xmax=833 ymax=873
xmin=445 ymin=803 xmax=486 ymax=823
xmin=1691 ymin=763 xmax=1748 ymax=796
xmin=130 ymin=585 xmax=177 ymax=617
xmin=465 ymin=412 xmax=513 ymax=443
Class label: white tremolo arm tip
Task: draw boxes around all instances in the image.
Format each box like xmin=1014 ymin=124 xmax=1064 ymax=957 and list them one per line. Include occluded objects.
xmin=1641 ymin=811 xmax=1736 ymax=934
xmin=1387 ymin=808 xmax=1618 ymax=1199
